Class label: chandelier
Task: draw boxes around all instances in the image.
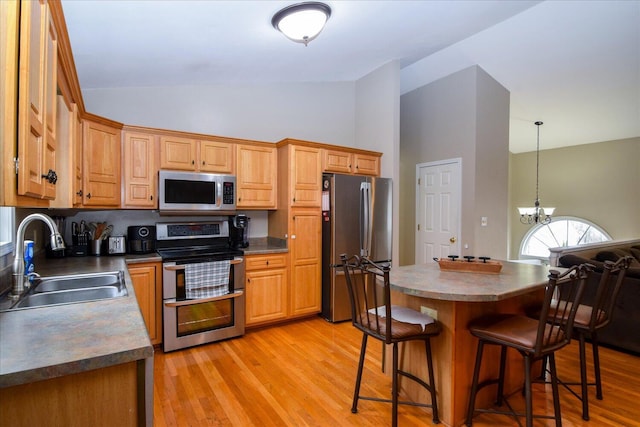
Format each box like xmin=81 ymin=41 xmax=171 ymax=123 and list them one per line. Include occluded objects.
xmin=272 ymin=2 xmax=332 ymax=46
xmin=518 ymin=121 xmax=555 ymax=225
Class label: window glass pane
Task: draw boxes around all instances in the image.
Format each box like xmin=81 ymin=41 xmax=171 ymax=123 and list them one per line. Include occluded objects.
xmin=520 ymin=216 xmax=611 ymax=261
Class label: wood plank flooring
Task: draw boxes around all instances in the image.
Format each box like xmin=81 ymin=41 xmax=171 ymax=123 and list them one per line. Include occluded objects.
xmin=153 ymin=316 xmax=640 ymax=426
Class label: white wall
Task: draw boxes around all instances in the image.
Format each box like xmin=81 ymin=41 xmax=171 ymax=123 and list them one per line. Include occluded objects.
xmin=83 ymin=82 xmax=357 ymax=147
xmin=355 ymin=61 xmax=401 ymax=264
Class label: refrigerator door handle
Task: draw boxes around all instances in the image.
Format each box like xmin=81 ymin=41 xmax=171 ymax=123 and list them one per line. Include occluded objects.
xmin=360 ymin=182 xmax=371 ymax=257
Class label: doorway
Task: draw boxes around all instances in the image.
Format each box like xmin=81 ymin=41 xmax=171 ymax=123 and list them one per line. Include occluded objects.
xmin=415 ymin=159 xmax=461 ymax=264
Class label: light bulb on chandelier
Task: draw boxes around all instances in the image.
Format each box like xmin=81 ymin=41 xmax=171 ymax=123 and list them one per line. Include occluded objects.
xmin=518 ymin=121 xmax=555 ymax=225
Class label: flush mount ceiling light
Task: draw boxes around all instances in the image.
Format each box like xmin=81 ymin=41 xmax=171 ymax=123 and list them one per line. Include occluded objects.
xmin=272 ymin=2 xmax=331 ymax=46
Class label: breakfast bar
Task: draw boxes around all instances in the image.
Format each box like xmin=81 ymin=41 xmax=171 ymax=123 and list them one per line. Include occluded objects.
xmin=387 ymin=260 xmax=559 ymax=427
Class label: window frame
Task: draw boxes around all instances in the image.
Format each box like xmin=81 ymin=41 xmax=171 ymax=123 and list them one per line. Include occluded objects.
xmin=519 ymin=215 xmax=611 ymax=263
xmin=0 ymin=207 xmax=15 ymax=257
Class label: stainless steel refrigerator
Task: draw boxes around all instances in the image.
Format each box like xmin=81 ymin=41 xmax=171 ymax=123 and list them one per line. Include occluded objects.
xmin=321 ymin=173 xmax=392 ymax=322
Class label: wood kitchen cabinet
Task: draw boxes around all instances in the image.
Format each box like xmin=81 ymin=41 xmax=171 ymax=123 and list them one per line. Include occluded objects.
xmin=280 ymin=142 xmax=322 ymax=207
xmin=236 ymin=143 xmax=277 ymax=209
xmin=244 ymin=253 xmax=288 ymax=327
xmin=16 ymin=0 xmax=58 ymax=201
xmin=288 ymin=208 xmax=322 ymax=317
xmin=122 ymin=130 xmax=157 ymax=208
xmin=82 ymin=115 xmax=122 ymax=207
xmin=128 ymin=262 xmax=162 ymax=345
xmin=322 ymin=148 xmax=381 ymax=176
xmin=159 ymin=134 xmax=234 ymax=173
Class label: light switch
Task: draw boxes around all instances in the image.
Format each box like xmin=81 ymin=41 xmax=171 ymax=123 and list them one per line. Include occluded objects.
xmin=481 ymin=216 xmax=488 ymax=227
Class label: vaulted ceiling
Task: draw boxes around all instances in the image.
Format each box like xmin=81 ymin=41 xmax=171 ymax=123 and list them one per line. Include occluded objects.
xmin=61 ymin=0 xmax=639 ymax=153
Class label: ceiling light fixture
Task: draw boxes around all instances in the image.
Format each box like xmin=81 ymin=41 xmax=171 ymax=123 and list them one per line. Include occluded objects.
xmin=272 ymin=2 xmax=331 ymax=46
xmin=518 ymin=121 xmax=555 ymax=225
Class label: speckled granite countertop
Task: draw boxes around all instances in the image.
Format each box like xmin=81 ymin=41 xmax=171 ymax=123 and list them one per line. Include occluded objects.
xmin=390 ymin=261 xmax=562 ymax=302
xmin=0 ymin=255 xmax=154 ymax=388
xmin=242 ymin=237 xmax=287 ymax=255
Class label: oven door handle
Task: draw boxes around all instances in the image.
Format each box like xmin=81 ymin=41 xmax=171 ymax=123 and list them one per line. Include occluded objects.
xmin=164 ymin=290 xmax=244 ymax=307
xmin=164 ymin=257 xmax=244 ymax=271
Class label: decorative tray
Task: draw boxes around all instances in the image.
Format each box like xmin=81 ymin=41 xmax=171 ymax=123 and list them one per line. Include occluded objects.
xmin=434 ymin=257 xmax=502 ymax=274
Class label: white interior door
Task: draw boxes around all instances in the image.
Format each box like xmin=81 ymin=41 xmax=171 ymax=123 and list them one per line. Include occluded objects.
xmin=415 ymin=159 xmax=461 ymax=264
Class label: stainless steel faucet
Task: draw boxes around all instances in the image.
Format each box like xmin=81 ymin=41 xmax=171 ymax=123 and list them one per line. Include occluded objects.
xmin=11 ymin=213 xmax=65 ymax=299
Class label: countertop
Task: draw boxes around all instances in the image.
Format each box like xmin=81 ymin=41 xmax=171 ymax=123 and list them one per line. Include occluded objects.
xmin=0 ymin=255 xmax=154 ymax=388
xmin=242 ymin=237 xmax=288 ymax=255
xmin=389 ymin=260 xmax=563 ymax=302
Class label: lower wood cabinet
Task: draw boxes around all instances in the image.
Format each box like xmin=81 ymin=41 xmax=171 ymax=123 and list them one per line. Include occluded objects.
xmin=127 ymin=261 xmax=162 ymax=345
xmin=245 ymin=253 xmax=288 ymax=327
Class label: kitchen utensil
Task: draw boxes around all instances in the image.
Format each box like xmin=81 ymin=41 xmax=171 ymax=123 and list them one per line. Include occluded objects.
xmin=100 ymin=225 xmax=113 ymax=240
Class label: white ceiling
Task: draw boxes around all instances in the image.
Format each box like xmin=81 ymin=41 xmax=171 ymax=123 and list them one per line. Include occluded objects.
xmin=61 ymin=0 xmax=640 ymax=153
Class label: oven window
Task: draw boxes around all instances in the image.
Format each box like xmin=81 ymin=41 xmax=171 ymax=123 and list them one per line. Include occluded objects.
xmin=165 ymin=179 xmax=216 ymax=205
xmin=176 ymin=300 xmax=234 ymax=337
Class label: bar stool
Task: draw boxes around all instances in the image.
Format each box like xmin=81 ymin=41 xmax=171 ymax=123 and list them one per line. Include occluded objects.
xmin=339 ymin=254 xmax=441 ymax=426
xmin=465 ymin=264 xmax=592 ymax=427
xmin=541 ymin=256 xmax=633 ymax=420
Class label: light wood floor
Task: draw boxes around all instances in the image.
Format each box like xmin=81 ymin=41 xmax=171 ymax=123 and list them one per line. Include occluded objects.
xmin=153 ymin=316 xmax=640 ymax=426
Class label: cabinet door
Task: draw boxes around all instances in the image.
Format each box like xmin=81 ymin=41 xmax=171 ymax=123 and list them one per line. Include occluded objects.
xmin=323 ymin=149 xmax=352 ymax=174
xmin=128 ymin=262 xmax=162 ymax=345
xmin=83 ymin=120 xmax=121 ymax=207
xmin=17 ymin=0 xmax=57 ymax=200
xmin=290 ymin=145 xmax=321 ymax=207
xmin=245 ymin=268 xmax=288 ymax=326
xmin=73 ymin=105 xmax=83 ymax=206
xmin=123 ymin=131 xmax=156 ymax=208
xmin=289 ymin=209 xmax=322 ymax=316
xmin=236 ymin=144 xmax=277 ymax=209
xmin=354 ymin=153 xmax=380 ymax=176
xmin=159 ymin=135 xmax=196 ymax=171
xmin=199 ymin=140 xmax=234 ymax=173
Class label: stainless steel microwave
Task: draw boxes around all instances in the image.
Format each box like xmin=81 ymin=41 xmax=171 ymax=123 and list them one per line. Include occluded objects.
xmin=159 ymin=170 xmax=236 ymax=213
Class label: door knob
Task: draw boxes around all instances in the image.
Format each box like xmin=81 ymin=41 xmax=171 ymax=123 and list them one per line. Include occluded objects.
xmin=450 ymin=237 xmax=457 ymax=243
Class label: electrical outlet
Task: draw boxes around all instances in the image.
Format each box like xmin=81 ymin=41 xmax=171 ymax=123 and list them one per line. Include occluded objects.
xmin=481 ymin=216 xmax=488 ymax=227
xmin=421 ymin=306 xmax=438 ymax=320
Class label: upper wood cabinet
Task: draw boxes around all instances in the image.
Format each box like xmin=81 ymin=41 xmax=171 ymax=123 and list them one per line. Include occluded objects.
xmin=49 ymin=97 xmax=81 ymax=208
xmin=122 ymin=130 xmax=157 ymax=208
xmin=288 ymin=144 xmax=322 ymax=207
xmin=236 ymin=143 xmax=277 ymax=209
xmin=322 ymin=148 xmax=381 ymax=176
xmin=82 ymin=117 xmax=121 ymax=207
xmin=17 ymin=0 xmax=58 ymax=200
xmin=159 ymin=135 xmax=233 ymax=173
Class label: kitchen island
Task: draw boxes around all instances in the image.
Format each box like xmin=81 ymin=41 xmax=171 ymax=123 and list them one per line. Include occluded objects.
xmin=387 ymin=260 xmax=559 ymax=427
xmin=0 ymin=255 xmax=154 ymax=427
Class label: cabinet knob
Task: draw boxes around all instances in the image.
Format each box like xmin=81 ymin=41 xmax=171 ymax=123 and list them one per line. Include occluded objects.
xmin=202 ymin=161 xmax=205 ymax=165
xmin=266 ymin=260 xmax=269 ymax=266
xmin=86 ymin=193 xmax=92 ymax=199
xmin=150 ymin=195 xmax=153 ymax=200
xmin=76 ymin=190 xmax=83 ymax=197
xmin=293 ymin=197 xmax=296 ymax=203
xmin=191 ymin=160 xmax=195 ymax=165
xmin=42 ymin=169 xmax=57 ymax=184
xmin=291 ymin=235 xmax=296 ymax=239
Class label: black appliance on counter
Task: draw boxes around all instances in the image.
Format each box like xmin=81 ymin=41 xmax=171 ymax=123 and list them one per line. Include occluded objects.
xmin=229 ymin=214 xmax=250 ymax=249
xmin=128 ymin=225 xmax=156 ymax=254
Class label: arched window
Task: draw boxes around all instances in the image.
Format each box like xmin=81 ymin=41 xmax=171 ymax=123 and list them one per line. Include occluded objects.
xmin=519 ymin=216 xmax=611 ymax=261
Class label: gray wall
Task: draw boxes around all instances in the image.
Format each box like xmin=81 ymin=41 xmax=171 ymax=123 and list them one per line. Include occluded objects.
xmin=509 ymin=137 xmax=640 ymax=259
xmin=399 ymin=66 xmax=510 ymax=265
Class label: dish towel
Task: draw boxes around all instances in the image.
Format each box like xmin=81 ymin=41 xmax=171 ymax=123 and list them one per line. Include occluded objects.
xmin=185 ymin=260 xmax=231 ymax=299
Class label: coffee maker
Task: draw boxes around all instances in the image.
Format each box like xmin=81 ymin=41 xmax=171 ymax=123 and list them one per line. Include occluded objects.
xmin=229 ymin=215 xmax=250 ymax=249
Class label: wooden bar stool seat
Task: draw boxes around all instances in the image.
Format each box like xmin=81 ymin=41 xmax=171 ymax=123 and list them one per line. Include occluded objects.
xmin=465 ymin=264 xmax=592 ymax=427
xmin=340 ymin=254 xmax=441 ymax=427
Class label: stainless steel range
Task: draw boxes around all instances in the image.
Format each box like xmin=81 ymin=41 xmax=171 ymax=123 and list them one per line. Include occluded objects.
xmin=156 ymin=219 xmax=245 ymax=352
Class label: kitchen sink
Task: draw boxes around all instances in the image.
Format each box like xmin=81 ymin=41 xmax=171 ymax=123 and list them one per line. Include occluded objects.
xmin=6 ymin=271 xmax=128 ymax=310
xmin=33 ymin=272 xmax=123 ymax=293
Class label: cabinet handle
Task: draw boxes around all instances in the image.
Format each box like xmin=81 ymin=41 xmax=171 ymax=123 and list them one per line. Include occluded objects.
xmin=86 ymin=193 xmax=92 ymax=199
xmin=291 ymin=235 xmax=296 ymax=239
xmin=42 ymin=169 xmax=57 ymax=184
xmin=247 ymin=278 xmax=251 ymax=283
xmin=76 ymin=190 xmax=83 ymax=197
xmin=202 ymin=161 xmax=205 ymax=165
xmin=150 ymin=195 xmax=153 ymax=200
xmin=191 ymin=160 xmax=195 ymax=165
xmin=293 ymin=197 xmax=296 ymax=203
xmin=266 ymin=261 xmax=269 ymax=266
